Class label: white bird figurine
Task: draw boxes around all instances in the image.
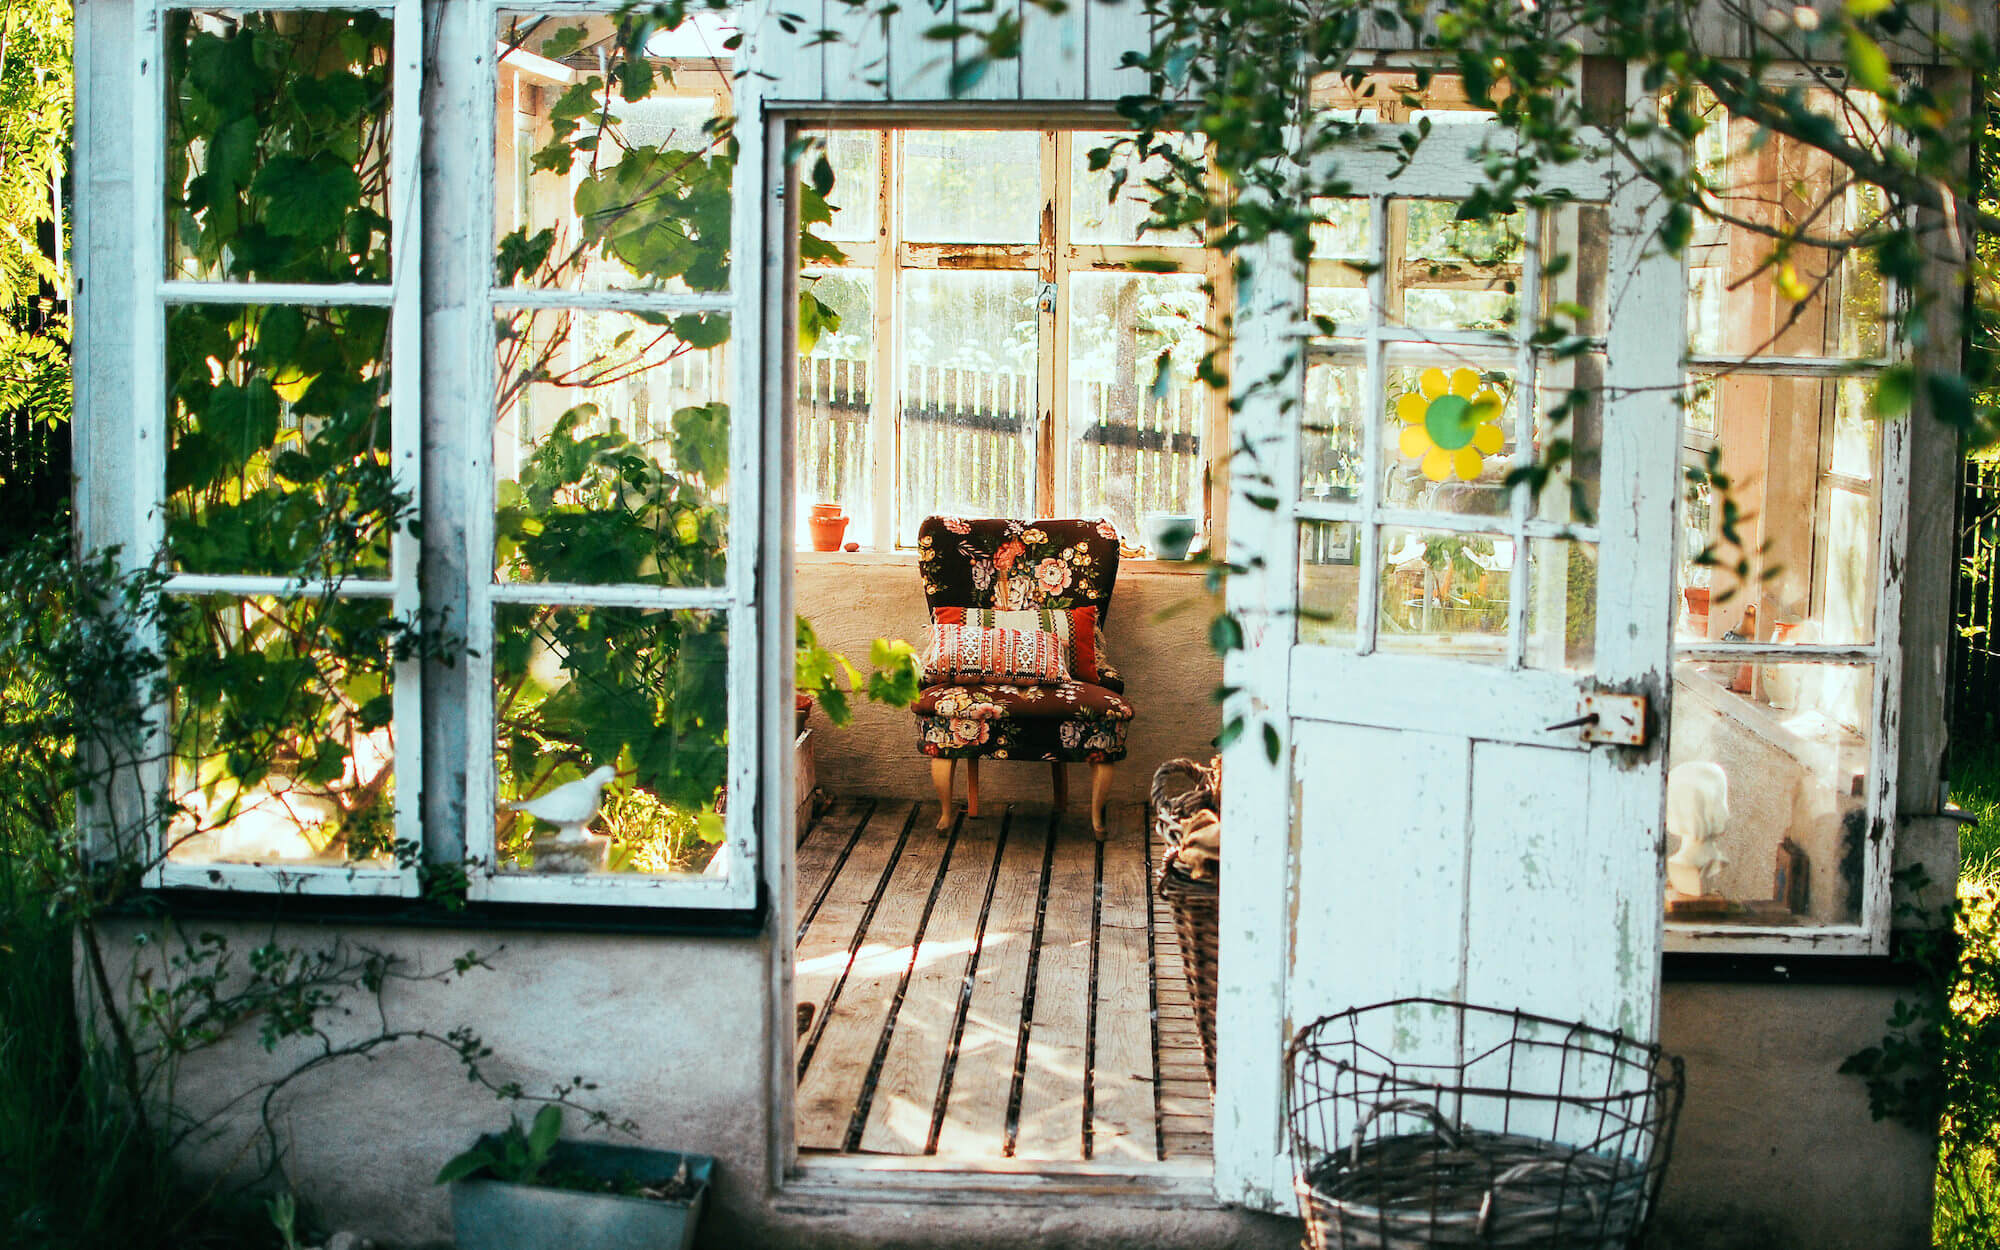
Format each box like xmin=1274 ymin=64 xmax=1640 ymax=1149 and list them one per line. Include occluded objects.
xmin=507 ymin=765 xmax=617 ymax=842
xmin=1665 ymin=760 xmax=1730 ymax=897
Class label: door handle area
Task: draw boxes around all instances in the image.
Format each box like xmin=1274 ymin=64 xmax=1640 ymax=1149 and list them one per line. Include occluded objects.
xmin=1546 ymin=693 xmax=1648 ymax=746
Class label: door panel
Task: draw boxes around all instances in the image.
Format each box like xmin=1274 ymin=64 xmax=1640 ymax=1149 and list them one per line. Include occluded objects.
xmin=1215 ymin=85 xmax=1679 ymax=1208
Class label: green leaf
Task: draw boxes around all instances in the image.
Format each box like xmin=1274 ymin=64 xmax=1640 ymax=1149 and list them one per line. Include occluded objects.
xmin=1926 ymin=370 xmax=1973 ymax=429
xmin=1262 ymin=722 xmax=1281 ymax=764
xmin=1208 ymin=613 xmax=1243 ymax=655
xmin=527 ymin=1104 xmax=563 ymax=1159
xmin=1873 ymin=364 xmax=1914 ymax=419
xmin=616 ymin=56 xmax=656 ymax=103
xmin=433 ymin=1149 xmax=497 ymax=1186
xmin=810 ymin=153 xmax=836 ymax=199
xmin=1844 ymin=29 xmax=1892 ymax=95
xmin=252 ymin=155 xmax=363 ymax=241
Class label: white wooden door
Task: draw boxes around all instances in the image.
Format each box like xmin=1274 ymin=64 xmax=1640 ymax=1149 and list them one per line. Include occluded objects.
xmin=1214 ymin=105 xmax=1683 ymax=1207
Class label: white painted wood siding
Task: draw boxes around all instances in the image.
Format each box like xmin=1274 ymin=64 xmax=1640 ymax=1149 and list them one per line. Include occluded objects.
xmin=754 ymin=0 xmax=1150 ymax=102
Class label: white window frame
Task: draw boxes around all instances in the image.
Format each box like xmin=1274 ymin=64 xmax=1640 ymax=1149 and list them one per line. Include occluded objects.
xmin=129 ymin=0 xmax=425 ymax=897
xmin=1664 ymin=65 xmax=1909 ymax=956
xmin=462 ymin=0 xmax=767 ymax=908
xmin=799 ymin=126 xmax=1228 ymax=553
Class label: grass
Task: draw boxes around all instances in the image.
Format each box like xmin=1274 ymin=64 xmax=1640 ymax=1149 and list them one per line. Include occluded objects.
xmin=1954 ymin=741 xmax=2000 ymax=888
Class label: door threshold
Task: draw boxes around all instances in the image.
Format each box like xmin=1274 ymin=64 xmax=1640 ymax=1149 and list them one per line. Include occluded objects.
xmin=785 ymin=1153 xmax=1219 ymax=1205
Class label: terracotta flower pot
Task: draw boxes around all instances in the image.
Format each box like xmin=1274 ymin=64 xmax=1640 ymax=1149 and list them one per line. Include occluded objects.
xmin=808 ymin=508 xmax=849 ymax=552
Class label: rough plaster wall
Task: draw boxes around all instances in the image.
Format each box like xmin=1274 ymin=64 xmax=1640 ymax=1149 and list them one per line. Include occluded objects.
xmin=1649 ymin=982 xmax=1936 ymax=1250
xmin=797 ymin=557 xmax=1223 ymax=807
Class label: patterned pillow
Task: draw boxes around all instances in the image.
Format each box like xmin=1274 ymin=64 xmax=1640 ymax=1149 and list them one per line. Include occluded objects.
xmin=922 ymin=624 xmax=1069 ymax=687
xmin=933 ymin=606 xmax=1110 ymax=686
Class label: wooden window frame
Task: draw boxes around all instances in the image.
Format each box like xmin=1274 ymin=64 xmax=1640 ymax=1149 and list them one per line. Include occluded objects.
xmin=802 ymin=125 xmax=1229 ymax=553
xmin=1664 ymin=66 xmax=1910 ymax=956
xmin=128 ymin=0 xmax=425 ymax=897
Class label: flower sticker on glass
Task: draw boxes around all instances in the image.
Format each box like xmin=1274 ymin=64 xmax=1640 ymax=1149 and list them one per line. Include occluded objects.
xmin=1394 ymin=367 xmax=1506 ymax=482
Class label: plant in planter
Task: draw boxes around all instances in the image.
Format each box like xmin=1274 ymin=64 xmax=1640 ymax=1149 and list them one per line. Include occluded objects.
xmin=437 ymin=1106 xmax=714 ymax=1250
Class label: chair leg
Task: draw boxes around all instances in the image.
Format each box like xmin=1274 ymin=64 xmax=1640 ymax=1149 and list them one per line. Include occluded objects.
xmin=1090 ymin=763 xmax=1115 ymax=839
xmin=931 ymin=758 xmax=956 ymax=831
xmin=1051 ymin=762 xmax=1068 ymax=813
xmin=966 ymin=758 xmax=981 ymax=819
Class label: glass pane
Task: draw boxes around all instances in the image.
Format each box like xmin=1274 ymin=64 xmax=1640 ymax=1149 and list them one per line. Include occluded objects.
xmin=1677 ymin=375 xmax=1878 ymax=646
xmin=1388 ymin=199 xmax=1523 ymax=333
xmin=1071 ymin=131 xmax=1201 ymax=246
xmin=814 ymin=130 xmax=879 ymax=243
xmin=1686 ymin=85 xmax=1888 ymax=359
xmin=798 ymin=270 xmax=874 ymax=550
xmin=1066 ymin=273 xmax=1207 ymax=550
xmin=166 ymin=9 xmax=393 ymax=283
xmin=493 ymin=605 xmax=728 ymax=877
xmin=900 ymin=130 xmax=1041 ymax=244
xmin=167 ymin=594 xmax=398 ymax=869
xmin=1540 ymin=203 xmax=1609 ymax=338
xmin=1298 ymin=521 xmax=1360 ymax=647
xmin=1308 ymin=197 xmax=1371 ymax=332
xmin=1525 ymin=539 xmax=1596 ymax=673
xmin=495 ymin=309 xmax=730 ymax=586
xmin=1308 ymin=287 xmax=1368 ymax=330
xmin=1381 ymin=354 xmax=1516 ymax=514
xmin=897 ymin=272 xmax=1037 ymax=544
xmin=1301 ymin=357 xmax=1364 ymax=505
xmin=496 ymin=11 xmax=734 ymax=292
xmin=166 ymin=303 xmax=395 ymax=577
xmin=1533 ymin=351 xmax=1604 ymax=524
xmin=1376 ymin=527 xmax=1512 ymax=663
xmin=1667 ymin=659 xmax=1872 ymax=926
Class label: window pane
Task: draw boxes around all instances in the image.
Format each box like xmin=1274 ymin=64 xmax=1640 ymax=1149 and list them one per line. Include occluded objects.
xmin=897 ymin=272 xmax=1037 ymax=544
xmin=1686 ymin=85 xmax=1888 ymax=360
xmin=1388 ymin=199 xmax=1522 ymax=333
xmin=1298 ymin=521 xmax=1360 ymax=647
xmin=1071 ymin=131 xmax=1201 ymax=246
xmin=493 ymin=606 xmax=728 ymax=877
xmin=1301 ymin=357 xmax=1364 ymax=505
xmin=1381 ymin=354 xmax=1516 ymax=515
xmin=495 ymin=309 xmax=730 ymax=587
xmin=1677 ymin=375 xmax=1878 ymax=646
xmin=814 ymin=130 xmax=880 ymax=243
xmin=495 ymin=11 xmax=734 ymax=292
xmin=1308 ymin=197 xmax=1370 ymax=333
xmin=1667 ymin=659 xmax=1872 ymax=926
xmin=1541 ymin=203 xmax=1609 ymax=338
xmin=797 ymin=269 xmax=875 ymax=549
xmin=1525 ymin=539 xmax=1596 ymax=674
xmin=167 ymin=594 xmax=398 ymax=869
xmin=166 ymin=303 xmax=396 ymax=577
xmin=900 ymin=130 xmax=1041 ymax=244
xmin=1376 ymin=526 xmax=1512 ymax=663
xmin=166 ymin=9 xmax=393 ymax=283
xmin=1534 ymin=351 xmax=1604 ymax=525
xmin=1066 ymin=273 xmax=1207 ymax=549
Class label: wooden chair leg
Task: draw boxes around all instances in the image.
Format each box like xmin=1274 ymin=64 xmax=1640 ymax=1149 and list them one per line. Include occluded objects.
xmin=966 ymin=758 xmax=981 ymax=818
xmin=1051 ymin=762 xmax=1068 ymax=812
xmin=931 ymin=758 xmax=956 ymax=831
xmin=1090 ymin=763 xmax=1115 ymax=839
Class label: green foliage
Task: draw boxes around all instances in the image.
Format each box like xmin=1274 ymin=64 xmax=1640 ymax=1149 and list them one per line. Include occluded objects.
xmin=434 ymin=1104 xmax=565 ymax=1187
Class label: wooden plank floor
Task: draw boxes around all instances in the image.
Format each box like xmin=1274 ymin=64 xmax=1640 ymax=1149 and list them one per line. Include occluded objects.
xmin=793 ymin=796 xmax=1215 ymax=1163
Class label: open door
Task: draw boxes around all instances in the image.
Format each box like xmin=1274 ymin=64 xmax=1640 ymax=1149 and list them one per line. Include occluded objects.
xmin=1214 ymin=94 xmax=1684 ymax=1207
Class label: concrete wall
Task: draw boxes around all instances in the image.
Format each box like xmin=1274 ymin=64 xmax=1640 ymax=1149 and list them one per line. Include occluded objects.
xmin=99 ymin=910 xmax=1935 ymax=1250
xmin=796 ymin=554 xmax=1224 ymax=808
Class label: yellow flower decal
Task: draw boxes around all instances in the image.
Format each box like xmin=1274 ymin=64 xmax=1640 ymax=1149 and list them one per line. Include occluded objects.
xmin=1393 ymin=367 xmax=1506 ymax=482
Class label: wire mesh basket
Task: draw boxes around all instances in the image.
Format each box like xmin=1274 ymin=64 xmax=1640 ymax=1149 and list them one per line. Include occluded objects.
xmin=1287 ymin=999 xmax=1684 ymax=1250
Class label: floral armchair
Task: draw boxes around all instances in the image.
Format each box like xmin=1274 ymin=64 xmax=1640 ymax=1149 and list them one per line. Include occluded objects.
xmin=914 ymin=517 xmax=1135 ymax=836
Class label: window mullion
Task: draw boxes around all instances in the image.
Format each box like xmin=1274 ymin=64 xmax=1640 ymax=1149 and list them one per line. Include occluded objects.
xmin=872 ymin=130 xmax=898 ymax=550
xmin=1040 ymin=130 xmax=1062 ymax=517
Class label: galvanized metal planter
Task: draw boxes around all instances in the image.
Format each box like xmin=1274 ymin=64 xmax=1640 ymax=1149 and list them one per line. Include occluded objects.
xmin=450 ymin=1140 xmax=713 ymax=1250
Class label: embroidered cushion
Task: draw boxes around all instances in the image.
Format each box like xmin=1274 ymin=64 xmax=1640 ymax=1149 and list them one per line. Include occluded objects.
xmin=922 ymin=623 xmax=1069 ymax=686
xmin=932 ymin=605 xmax=1116 ymax=688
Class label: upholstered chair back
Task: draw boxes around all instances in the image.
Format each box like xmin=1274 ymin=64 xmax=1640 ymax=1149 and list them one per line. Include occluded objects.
xmin=916 ymin=517 xmax=1123 ymax=622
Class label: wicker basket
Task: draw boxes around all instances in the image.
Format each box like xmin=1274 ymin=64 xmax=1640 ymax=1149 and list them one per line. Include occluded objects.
xmin=1287 ymin=1000 xmax=1684 ymax=1250
xmin=1152 ymin=757 xmax=1220 ymax=1085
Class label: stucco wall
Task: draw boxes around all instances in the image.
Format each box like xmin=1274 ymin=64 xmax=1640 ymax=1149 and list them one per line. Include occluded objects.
xmin=98 ymin=911 xmax=1935 ymax=1250
xmin=796 ymin=554 xmax=1223 ymax=807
